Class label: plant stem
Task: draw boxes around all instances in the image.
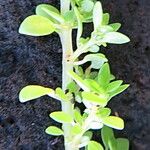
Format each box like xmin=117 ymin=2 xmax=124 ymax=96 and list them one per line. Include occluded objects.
xmin=60 ymin=1 xmax=78 ymax=150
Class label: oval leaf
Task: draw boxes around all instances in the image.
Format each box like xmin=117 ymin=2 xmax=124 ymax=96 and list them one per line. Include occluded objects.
xmin=98 ymin=63 xmax=110 ymax=87
xmin=102 ymin=32 xmax=130 ymax=44
xmin=88 ymin=141 xmax=104 ymax=150
xmin=97 ymin=108 xmax=111 ymax=118
xmin=45 ymin=126 xmax=63 ymax=136
xmin=75 ymin=53 xmax=108 ymax=69
xmin=82 ymin=92 xmax=108 ymax=107
xmin=19 ymin=85 xmax=54 ymax=103
xmin=93 ymin=2 xmax=103 ymax=30
xmin=106 ymin=80 xmax=123 ymax=93
xmin=117 ymin=138 xmax=129 ymax=150
xmin=102 ymin=116 xmax=124 ymax=130
xmin=50 ymin=111 xmax=73 ymax=123
xmin=19 ymin=15 xmax=55 ymax=36
xmin=109 ymin=84 xmax=129 ymax=99
xmin=101 ymin=126 xmax=115 ymax=149
xmin=36 ymin=4 xmax=60 ymax=23
xmin=109 ymin=23 xmax=121 ymax=31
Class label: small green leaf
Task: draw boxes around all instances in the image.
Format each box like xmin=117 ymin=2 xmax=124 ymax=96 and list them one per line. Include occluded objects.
xmin=74 ymin=53 xmax=108 ymax=69
xmin=81 ymin=0 xmax=94 ymax=12
xmin=68 ymin=71 xmax=90 ymax=91
xmin=36 ymin=4 xmax=60 ymax=23
xmin=84 ymin=79 xmax=105 ymax=93
xmin=97 ymin=108 xmax=111 ymax=118
xmin=19 ymin=15 xmax=55 ymax=36
xmin=45 ymin=126 xmax=63 ymax=136
xmin=102 ymin=13 xmax=110 ymax=25
xmin=109 ymin=84 xmax=129 ymax=99
xmin=19 ymin=85 xmax=54 ymax=103
xmin=50 ymin=111 xmax=73 ymax=123
xmin=102 ymin=32 xmax=130 ymax=44
xmin=102 ymin=116 xmax=124 ymax=130
xmin=88 ymin=141 xmax=104 ymax=150
xmin=79 ymin=135 xmax=91 ymax=148
xmin=98 ymin=25 xmax=114 ymax=34
xmin=101 ymin=126 xmax=115 ymax=149
xmin=74 ymin=108 xmax=83 ymax=124
xmin=98 ymin=63 xmax=110 ymax=87
xmin=63 ymin=10 xmax=76 ymax=24
xmin=83 ymin=131 xmax=93 ymax=140
xmin=71 ymin=124 xmax=82 ymax=135
xmin=74 ymin=7 xmax=83 ymax=45
xmin=67 ymin=81 xmax=79 ymax=93
xmin=82 ymin=92 xmax=108 ymax=107
xmin=93 ymin=2 xmax=103 ymax=29
xmin=108 ymin=138 xmax=117 ymax=150
xmin=106 ymin=80 xmax=123 ymax=93
xmin=109 ymin=23 xmax=121 ymax=31
xmin=89 ymin=45 xmax=100 ymax=53
xmin=55 ymin=87 xmax=68 ymax=101
xmin=110 ymin=74 xmax=115 ymax=81
xmin=116 ymin=138 xmax=129 ymax=150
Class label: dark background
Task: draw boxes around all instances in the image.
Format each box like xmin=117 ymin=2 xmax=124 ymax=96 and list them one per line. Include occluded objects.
xmin=0 ymin=0 xmax=150 ymax=149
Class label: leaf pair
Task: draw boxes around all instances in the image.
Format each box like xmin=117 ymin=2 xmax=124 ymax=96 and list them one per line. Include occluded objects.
xmin=19 ymin=4 xmax=64 ymax=36
xmin=101 ymin=126 xmax=129 ymax=150
xmin=19 ymin=85 xmax=71 ymax=103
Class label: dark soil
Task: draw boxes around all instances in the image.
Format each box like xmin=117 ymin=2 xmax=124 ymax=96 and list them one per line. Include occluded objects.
xmin=0 ymin=0 xmax=150 ymax=150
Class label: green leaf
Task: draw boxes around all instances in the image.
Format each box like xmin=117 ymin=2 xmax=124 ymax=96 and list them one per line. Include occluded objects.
xmin=117 ymin=138 xmax=129 ymax=150
xmin=63 ymin=10 xmax=76 ymax=25
xmin=109 ymin=84 xmax=129 ymax=99
xmin=74 ymin=7 xmax=83 ymax=45
xmin=55 ymin=87 xmax=68 ymax=101
xmin=98 ymin=63 xmax=110 ymax=87
xmin=88 ymin=141 xmax=104 ymax=150
xmin=89 ymin=45 xmax=100 ymax=53
xmin=50 ymin=111 xmax=73 ymax=123
xmin=36 ymin=4 xmax=61 ymax=23
xmin=102 ymin=116 xmax=124 ymax=130
xmin=84 ymin=79 xmax=105 ymax=93
xmin=93 ymin=2 xmax=103 ymax=29
xmin=109 ymin=23 xmax=121 ymax=31
xmin=82 ymin=92 xmax=108 ymax=107
xmin=19 ymin=85 xmax=55 ymax=103
xmin=98 ymin=25 xmax=114 ymax=34
xmin=97 ymin=108 xmax=111 ymax=118
xmin=101 ymin=126 xmax=115 ymax=149
xmin=19 ymin=15 xmax=55 ymax=36
xmin=84 ymin=131 xmax=93 ymax=140
xmin=45 ymin=126 xmax=63 ymax=136
xmin=108 ymin=138 xmax=117 ymax=150
xmin=67 ymin=81 xmax=79 ymax=93
xmin=102 ymin=13 xmax=110 ymax=25
xmin=71 ymin=124 xmax=82 ymax=135
xmin=68 ymin=71 xmax=90 ymax=91
xmin=74 ymin=53 xmax=108 ymax=69
xmin=106 ymin=80 xmax=123 ymax=93
xmin=81 ymin=0 xmax=94 ymax=12
xmin=102 ymin=32 xmax=130 ymax=44
xmin=79 ymin=135 xmax=91 ymax=148
xmin=74 ymin=108 xmax=83 ymax=124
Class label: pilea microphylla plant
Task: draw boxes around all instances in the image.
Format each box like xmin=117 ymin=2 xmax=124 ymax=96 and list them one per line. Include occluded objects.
xmin=18 ymin=0 xmax=130 ymax=150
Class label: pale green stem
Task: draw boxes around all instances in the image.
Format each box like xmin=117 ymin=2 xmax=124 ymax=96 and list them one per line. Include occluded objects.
xmin=60 ymin=1 xmax=79 ymax=150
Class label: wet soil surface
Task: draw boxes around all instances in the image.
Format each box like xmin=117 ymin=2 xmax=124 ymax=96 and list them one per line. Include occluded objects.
xmin=0 ymin=0 xmax=150 ymax=150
